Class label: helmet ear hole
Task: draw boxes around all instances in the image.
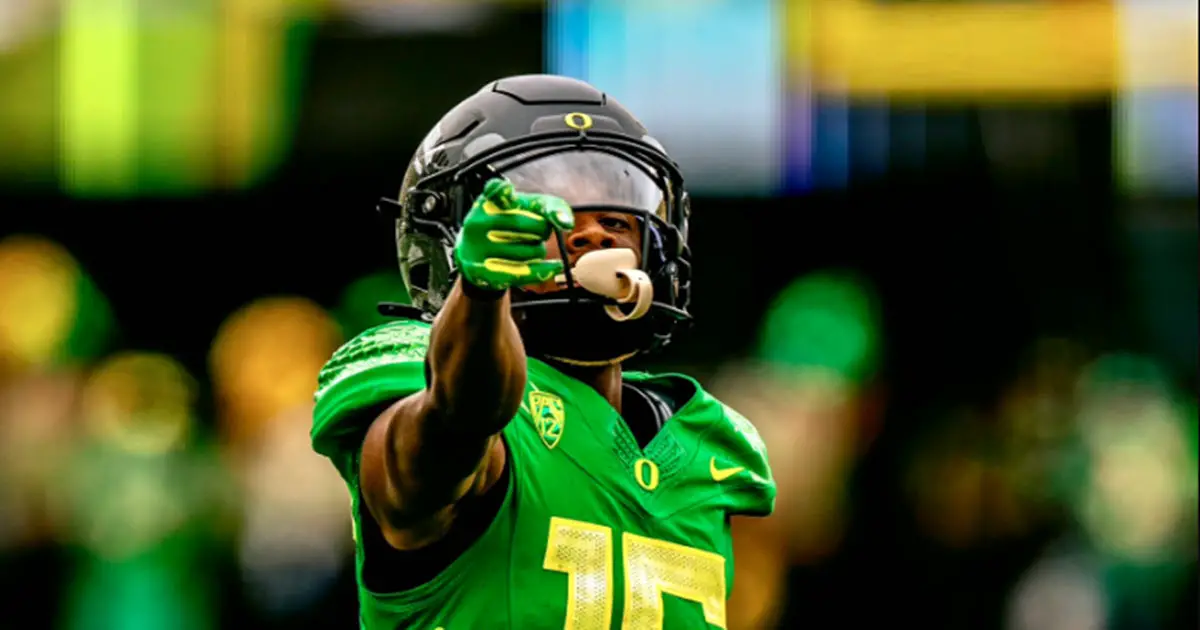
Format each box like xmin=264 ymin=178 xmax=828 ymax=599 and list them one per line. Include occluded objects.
xmin=398 ymin=228 xmax=438 ymax=311
xmin=407 ymin=262 xmax=431 ymax=289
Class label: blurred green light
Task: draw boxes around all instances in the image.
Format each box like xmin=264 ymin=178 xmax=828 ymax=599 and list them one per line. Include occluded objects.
xmin=757 ymin=270 xmax=880 ymax=383
xmin=63 ymin=265 xmax=117 ymax=365
xmin=59 ymin=0 xmax=139 ymax=197
xmin=54 ymin=0 xmax=312 ymax=197
xmin=335 ymin=271 xmax=411 ymax=338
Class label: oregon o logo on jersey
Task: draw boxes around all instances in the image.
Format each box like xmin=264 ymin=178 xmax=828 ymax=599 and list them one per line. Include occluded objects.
xmin=530 ymin=391 xmax=565 ymax=449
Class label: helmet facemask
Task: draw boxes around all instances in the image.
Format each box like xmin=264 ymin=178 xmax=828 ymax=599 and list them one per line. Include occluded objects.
xmin=491 ymin=150 xmax=686 ymax=365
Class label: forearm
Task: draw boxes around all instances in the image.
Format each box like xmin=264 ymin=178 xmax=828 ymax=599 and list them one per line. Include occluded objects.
xmin=364 ymin=279 xmax=523 ymax=536
xmin=425 ymin=278 xmax=527 ymax=436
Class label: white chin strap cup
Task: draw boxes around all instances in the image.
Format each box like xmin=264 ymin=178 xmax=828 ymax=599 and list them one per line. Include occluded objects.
xmin=554 ymin=249 xmax=653 ymax=321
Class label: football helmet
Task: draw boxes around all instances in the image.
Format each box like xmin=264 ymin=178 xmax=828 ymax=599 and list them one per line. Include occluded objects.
xmin=379 ymin=74 xmax=692 ymax=365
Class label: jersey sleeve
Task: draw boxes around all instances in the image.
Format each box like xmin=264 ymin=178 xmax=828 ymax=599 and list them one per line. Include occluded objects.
xmin=714 ymin=401 xmax=777 ymax=517
xmin=311 ymin=320 xmax=432 ymax=485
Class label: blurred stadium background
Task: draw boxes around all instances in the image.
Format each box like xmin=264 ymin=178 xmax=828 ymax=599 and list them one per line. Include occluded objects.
xmin=0 ymin=0 xmax=1196 ymax=628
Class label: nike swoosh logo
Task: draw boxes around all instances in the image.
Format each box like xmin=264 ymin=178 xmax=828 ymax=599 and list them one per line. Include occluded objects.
xmin=710 ymin=457 xmax=745 ymax=481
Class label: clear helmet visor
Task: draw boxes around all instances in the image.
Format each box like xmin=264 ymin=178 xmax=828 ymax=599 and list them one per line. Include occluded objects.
xmin=500 ymin=150 xmax=667 ymax=220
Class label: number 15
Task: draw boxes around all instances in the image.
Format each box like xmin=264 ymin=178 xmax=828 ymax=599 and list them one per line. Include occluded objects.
xmin=543 ymin=517 xmax=727 ymax=630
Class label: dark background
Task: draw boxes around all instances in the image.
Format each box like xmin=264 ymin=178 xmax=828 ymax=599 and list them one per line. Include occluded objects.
xmin=1 ymin=4 xmax=1195 ymax=629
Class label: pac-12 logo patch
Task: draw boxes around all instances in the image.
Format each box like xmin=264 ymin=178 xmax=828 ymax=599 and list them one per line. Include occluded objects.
xmin=529 ymin=391 xmax=565 ymax=449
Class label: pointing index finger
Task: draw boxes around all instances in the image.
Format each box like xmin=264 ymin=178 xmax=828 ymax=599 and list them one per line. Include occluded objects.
xmin=481 ymin=178 xmax=517 ymax=210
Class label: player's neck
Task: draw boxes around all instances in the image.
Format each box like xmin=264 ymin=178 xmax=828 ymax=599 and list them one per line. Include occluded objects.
xmin=551 ymin=361 xmax=624 ymax=413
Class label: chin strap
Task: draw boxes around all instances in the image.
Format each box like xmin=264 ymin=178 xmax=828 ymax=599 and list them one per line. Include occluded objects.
xmin=556 ymin=248 xmax=654 ymax=322
xmin=542 ymin=350 xmax=640 ymax=367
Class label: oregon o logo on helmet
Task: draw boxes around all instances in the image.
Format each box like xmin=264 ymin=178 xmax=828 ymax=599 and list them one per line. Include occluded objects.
xmin=563 ymin=112 xmax=593 ymax=131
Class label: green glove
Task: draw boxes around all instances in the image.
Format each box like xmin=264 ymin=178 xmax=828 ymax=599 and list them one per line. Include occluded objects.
xmin=454 ymin=178 xmax=575 ymax=291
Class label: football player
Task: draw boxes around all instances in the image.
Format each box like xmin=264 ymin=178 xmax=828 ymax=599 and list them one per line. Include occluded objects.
xmin=311 ymin=74 xmax=775 ymax=629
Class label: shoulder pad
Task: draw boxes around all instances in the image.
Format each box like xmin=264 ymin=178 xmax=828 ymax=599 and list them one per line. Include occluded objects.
xmin=712 ymin=400 xmax=777 ymax=517
xmin=311 ymin=320 xmax=431 ymax=483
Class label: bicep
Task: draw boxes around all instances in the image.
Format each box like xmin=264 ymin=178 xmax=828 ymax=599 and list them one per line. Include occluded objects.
xmin=358 ymin=391 xmax=504 ymax=551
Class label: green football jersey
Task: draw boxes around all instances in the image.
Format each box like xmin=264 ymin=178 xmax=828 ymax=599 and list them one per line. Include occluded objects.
xmin=312 ymin=320 xmax=775 ymax=630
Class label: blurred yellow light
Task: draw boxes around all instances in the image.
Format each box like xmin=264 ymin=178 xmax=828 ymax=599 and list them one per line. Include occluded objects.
xmin=0 ymin=236 xmax=80 ymax=371
xmin=59 ymin=0 xmax=138 ymax=196
xmin=81 ymin=352 xmax=197 ymax=454
xmin=209 ymin=296 xmax=341 ymax=444
xmin=796 ymin=0 xmax=1197 ymax=98
xmin=219 ymin=0 xmax=320 ymax=189
xmin=1078 ymin=393 xmax=1195 ymax=560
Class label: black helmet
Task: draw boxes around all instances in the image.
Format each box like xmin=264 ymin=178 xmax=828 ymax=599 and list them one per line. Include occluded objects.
xmin=379 ymin=74 xmax=692 ymax=364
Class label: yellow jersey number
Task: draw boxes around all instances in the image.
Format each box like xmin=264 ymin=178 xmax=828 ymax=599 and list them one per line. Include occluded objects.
xmin=543 ymin=517 xmax=727 ymax=630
